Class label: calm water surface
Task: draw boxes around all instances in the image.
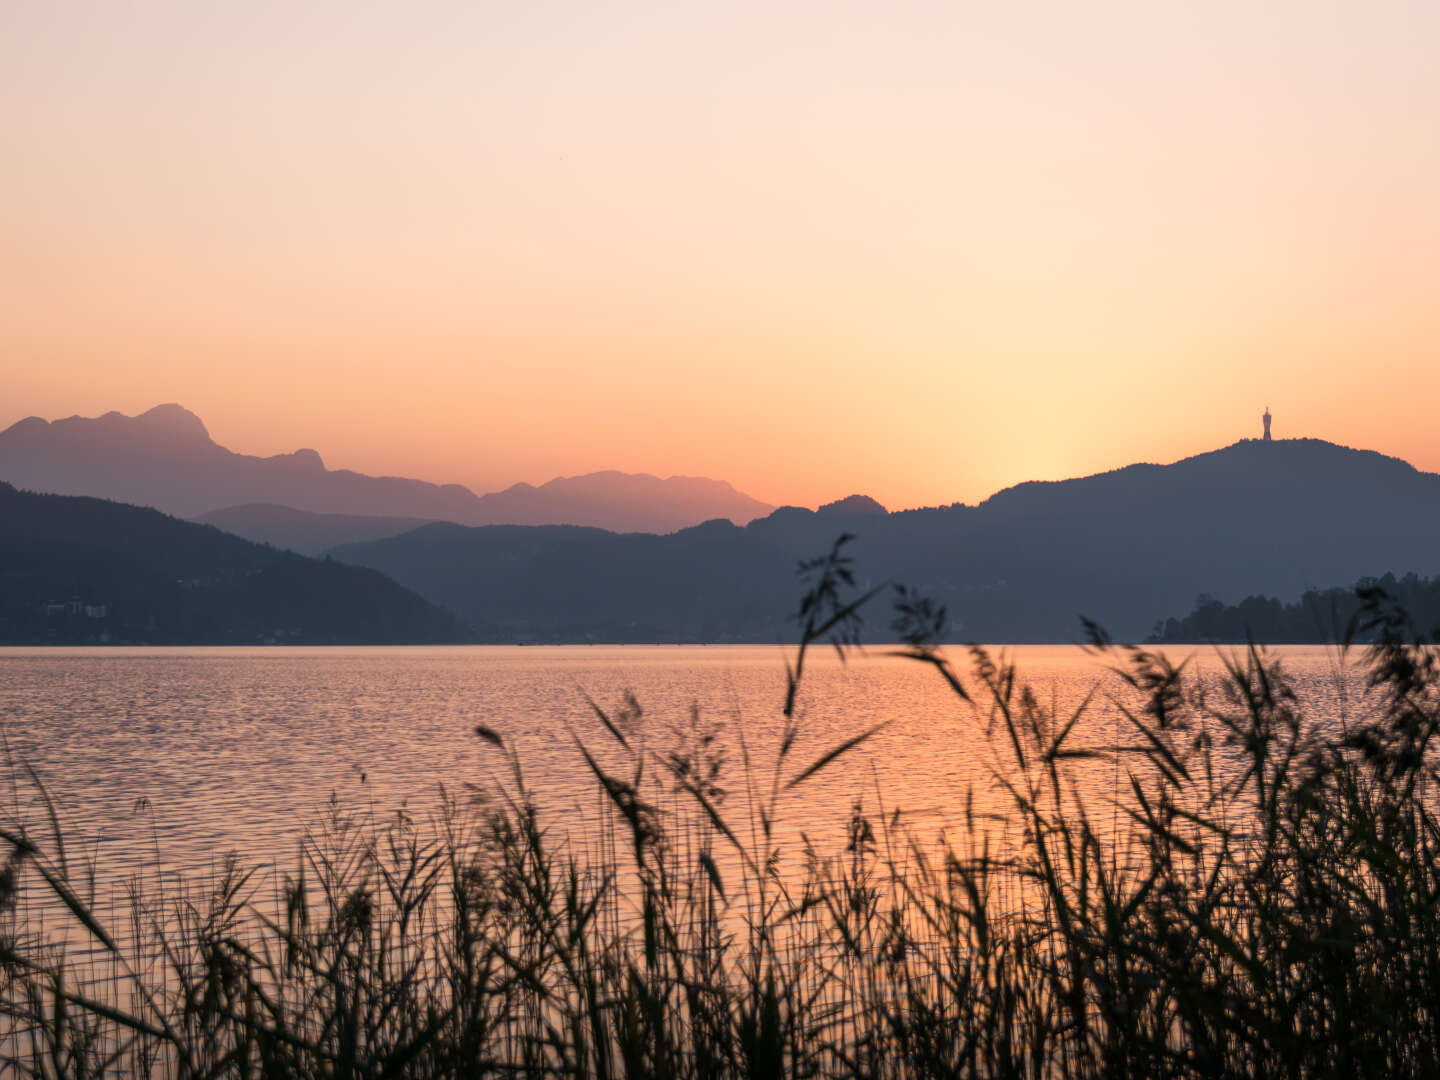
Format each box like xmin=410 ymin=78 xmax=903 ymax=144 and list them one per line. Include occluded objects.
xmin=0 ymin=644 xmax=1368 ymax=890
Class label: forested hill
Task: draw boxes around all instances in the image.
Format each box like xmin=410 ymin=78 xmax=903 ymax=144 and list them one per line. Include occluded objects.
xmin=0 ymin=482 xmax=468 ymax=644
xmin=1154 ymin=572 xmax=1440 ymax=644
xmin=331 ymin=439 xmax=1440 ymax=643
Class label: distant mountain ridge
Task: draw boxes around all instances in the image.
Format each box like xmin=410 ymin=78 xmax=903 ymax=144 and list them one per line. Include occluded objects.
xmin=460 ymin=470 xmax=774 ymax=533
xmin=0 ymin=482 xmax=466 ymax=644
xmin=194 ymin=504 xmax=439 ymax=556
xmin=12 ymin=410 xmax=1440 ymax=643
xmin=0 ymin=405 xmax=775 ymax=533
xmin=329 ymin=437 xmax=1440 ymax=643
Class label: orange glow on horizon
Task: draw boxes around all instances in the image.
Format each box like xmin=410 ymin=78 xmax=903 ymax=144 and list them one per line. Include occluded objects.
xmin=3 ymin=1 xmax=1438 ymax=511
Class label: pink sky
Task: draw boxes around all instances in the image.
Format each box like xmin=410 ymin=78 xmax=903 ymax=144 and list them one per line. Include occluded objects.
xmin=3 ymin=1 xmax=1438 ymax=509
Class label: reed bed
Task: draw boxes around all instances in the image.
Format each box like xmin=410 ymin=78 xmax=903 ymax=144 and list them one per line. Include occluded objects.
xmin=3 ymin=547 xmax=1440 ymax=1077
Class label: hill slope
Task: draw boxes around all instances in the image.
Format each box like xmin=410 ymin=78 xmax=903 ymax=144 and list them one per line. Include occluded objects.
xmin=0 ymin=405 xmax=774 ymax=530
xmin=194 ymin=504 xmax=438 ymax=556
xmin=332 ymin=439 xmax=1440 ymax=643
xmin=0 ymin=482 xmax=468 ymax=644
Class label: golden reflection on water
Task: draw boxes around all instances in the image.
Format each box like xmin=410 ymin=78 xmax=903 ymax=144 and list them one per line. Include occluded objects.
xmin=0 ymin=644 xmax=1365 ymax=891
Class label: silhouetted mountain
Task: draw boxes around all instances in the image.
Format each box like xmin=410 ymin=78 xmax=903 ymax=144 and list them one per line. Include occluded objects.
xmin=0 ymin=405 xmax=774 ymax=531
xmin=818 ymin=494 xmax=888 ymax=517
xmin=334 ymin=520 xmax=795 ymax=643
xmin=0 ymin=405 xmax=482 ymax=521
xmin=465 ymin=471 xmax=773 ymax=533
xmin=0 ymin=482 xmax=468 ymax=644
xmin=331 ymin=439 xmax=1440 ymax=643
xmin=195 ymin=504 xmax=437 ymax=556
xmin=1153 ymin=571 xmax=1440 ymax=644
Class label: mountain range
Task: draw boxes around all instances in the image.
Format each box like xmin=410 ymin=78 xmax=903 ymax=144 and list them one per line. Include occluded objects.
xmin=328 ymin=439 xmax=1440 ymax=643
xmin=8 ymin=405 xmax=1440 ymax=643
xmin=0 ymin=482 xmax=464 ymax=644
xmin=0 ymin=405 xmax=774 ymax=534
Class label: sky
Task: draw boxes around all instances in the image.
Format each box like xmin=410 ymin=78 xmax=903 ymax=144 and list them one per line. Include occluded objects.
xmin=2 ymin=1 xmax=1438 ymax=510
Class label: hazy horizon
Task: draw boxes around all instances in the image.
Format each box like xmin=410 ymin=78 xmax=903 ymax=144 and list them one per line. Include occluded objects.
xmin=6 ymin=399 xmax=1423 ymax=516
xmin=5 ymin=2 xmax=1439 ymax=509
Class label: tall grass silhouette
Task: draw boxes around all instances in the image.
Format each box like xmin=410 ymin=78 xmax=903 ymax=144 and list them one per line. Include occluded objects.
xmin=3 ymin=539 xmax=1439 ymax=1076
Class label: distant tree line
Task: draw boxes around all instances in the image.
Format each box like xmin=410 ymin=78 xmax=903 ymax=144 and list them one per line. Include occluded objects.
xmin=1153 ymin=572 xmax=1440 ymax=644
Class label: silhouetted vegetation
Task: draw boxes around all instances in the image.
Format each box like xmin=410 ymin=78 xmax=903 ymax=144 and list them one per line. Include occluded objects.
xmin=4 ymin=544 xmax=1440 ymax=1075
xmin=1155 ymin=570 xmax=1440 ymax=643
xmin=0 ymin=483 xmax=468 ymax=644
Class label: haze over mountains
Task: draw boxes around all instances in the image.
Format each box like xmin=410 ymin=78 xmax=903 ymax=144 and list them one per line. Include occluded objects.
xmin=194 ymin=505 xmax=440 ymax=558
xmin=8 ymin=404 xmax=1440 ymax=643
xmin=0 ymin=405 xmax=775 ymax=535
xmin=330 ymin=439 xmax=1440 ymax=643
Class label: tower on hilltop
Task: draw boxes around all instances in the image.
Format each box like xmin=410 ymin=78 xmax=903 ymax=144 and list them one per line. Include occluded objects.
xmin=1263 ymin=405 xmax=1272 ymax=442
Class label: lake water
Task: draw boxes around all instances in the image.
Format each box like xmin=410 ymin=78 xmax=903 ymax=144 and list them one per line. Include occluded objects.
xmin=0 ymin=643 xmax=1369 ymax=900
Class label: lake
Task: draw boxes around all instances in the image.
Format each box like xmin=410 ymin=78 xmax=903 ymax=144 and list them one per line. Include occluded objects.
xmin=0 ymin=643 xmax=1368 ymax=897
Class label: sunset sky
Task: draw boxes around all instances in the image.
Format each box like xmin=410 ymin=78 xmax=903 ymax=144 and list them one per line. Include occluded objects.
xmin=3 ymin=1 xmax=1438 ymax=511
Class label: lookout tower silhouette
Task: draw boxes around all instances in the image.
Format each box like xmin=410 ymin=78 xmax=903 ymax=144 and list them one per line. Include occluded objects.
xmin=1262 ymin=406 xmax=1272 ymax=442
